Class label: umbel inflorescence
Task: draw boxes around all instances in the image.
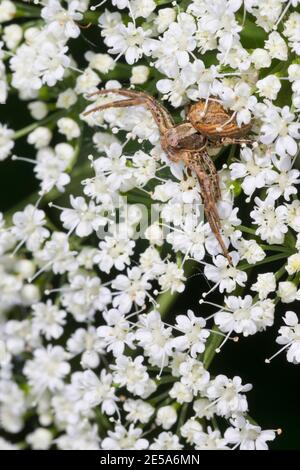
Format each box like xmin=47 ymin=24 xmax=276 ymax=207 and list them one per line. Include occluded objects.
xmin=0 ymin=0 xmax=300 ymax=450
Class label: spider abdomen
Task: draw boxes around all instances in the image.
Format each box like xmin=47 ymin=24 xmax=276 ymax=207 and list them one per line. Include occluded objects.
xmin=188 ymin=99 xmax=252 ymax=140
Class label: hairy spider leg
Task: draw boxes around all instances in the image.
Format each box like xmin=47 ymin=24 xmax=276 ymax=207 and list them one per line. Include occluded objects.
xmin=198 ymin=151 xmax=221 ymax=201
xmin=187 ymin=151 xmax=231 ymax=264
xmin=84 ymin=88 xmax=174 ymax=133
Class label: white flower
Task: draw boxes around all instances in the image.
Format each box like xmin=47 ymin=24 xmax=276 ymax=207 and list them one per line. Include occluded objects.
xmin=97 ymin=308 xmax=135 ymax=357
xmin=277 ymin=281 xmax=300 ymax=304
xmin=111 ymin=355 xmax=150 ymax=397
xmin=56 ymin=421 xmax=100 ymax=450
xmin=26 ymin=428 xmax=53 ymax=450
xmin=193 ymin=398 xmax=216 ymax=420
xmin=158 ymin=262 xmax=186 ymax=293
xmin=92 ymin=143 xmax=133 ymax=191
xmin=38 ymin=41 xmax=71 ymax=87
xmin=131 ymin=0 xmax=156 ymax=18
xmin=156 ymin=406 xmax=177 ymax=430
xmin=36 ymin=231 xmax=78 ymax=275
xmin=28 ymin=101 xmax=48 ymax=120
xmin=67 ymin=326 xmax=105 ymax=369
xmin=69 ymin=369 xmax=118 ymax=415
xmin=250 ymin=197 xmax=288 ymax=244
xmin=35 ymin=143 xmax=74 ymax=193
xmin=194 ymin=427 xmax=229 ymax=450
xmin=56 ymin=88 xmax=77 ymax=109
xmin=260 ymin=104 xmax=300 ymax=159
xmin=144 ymin=223 xmax=164 ymax=246
xmin=3 ymin=24 xmax=22 ymax=50
xmin=169 ymin=381 xmax=193 ymax=404
xmin=251 ymin=48 xmax=271 ymax=69
xmin=24 ymin=346 xmax=70 ymax=395
xmin=41 ymin=0 xmax=84 ymax=39
xmin=139 ymin=246 xmax=166 ymax=279
xmin=152 ymin=13 xmax=197 ymax=76
xmin=215 ymin=295 xmax=258 ymax=337
xmin=60 ymin=196 xmax=107 ymax=237
xmin=225 ymin=416 xmax=276 ymax=450
xmin=32 ymin=300 xmax=66 ymax=340
xmin=0 ymin=1 xmax=16 ymax=23
xmin=0 ymin=380 xmax=27 ymax=433
xmin=27 ymin=126 xmax=52 ymax=149
xmin=204 ymin=252 xmax=247 ymax=294
xmin=179 ymin=357 xmax=210 ymax=395
xmin=112 ymin=267 xmax=151 ymax=313
xmin=154 ymin=8 xmax=176 ymax=33
xmin=286 ymin=253 xmax=300 ymax=275
xmin=102 ymin=424 xmax=148 ymax=450
xmin=85 ymin=51 xmax=115 ymax=74
xmin=61 ymin=273 xmax=111 ymax=322
xmin=75 ymin=67 xmax=101 ymax=94
xmin=216 ymin=295 xmax=274 ymax=337
xmin=265 ymin=31 xmax=288 ymax=61
xmin=237 ymin=239 xmax=266 ymax=265
xmin=57 ymin=118 xmax=80 ymax=140
xmin=167 ymin=220 xmax=206 ymax=262
xmin=230 ymin=146 xmax=270 ymax=199
xmin=286 ymin=200 xmax=300 ymax=232
xmin=180 ymin=418 xmax=204 ymax=445
xmin=251 ymin=273 xmax=276 ymax=300
xmin=135 ymin=310 xmax=174 ymax=367
xmin=0 ymin=124 xmax=14 ymax=161
xmin=12 ymin=205 xmax=49 ymax=252
xmin=267 ymin=156 xmax=300 ymax=201
xmin=94 ymin=234 xmax=135 ymax=274
xmin=172 ymin=310 xmax=210 ymax=358
xmin=206 ymin=375 xmax=252 ymax=417
xmin=274 ymin=311 xmax=300 ymax=364
xmin=132 ymin=149 xmax=157 ymax=186
xmin=105 ymin=22 xmax=151 ymax=65
xmin=149 ymin=432 xmax=183 ymax=450
xmin=257 ymin=75 xmax=281 ymax=100
xmin=123 ymin=399 xmax=154 ymax=424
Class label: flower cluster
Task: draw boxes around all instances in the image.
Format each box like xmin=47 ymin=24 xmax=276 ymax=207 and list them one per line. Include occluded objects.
xmin=0 ymin=0 xmax=299 ymax=450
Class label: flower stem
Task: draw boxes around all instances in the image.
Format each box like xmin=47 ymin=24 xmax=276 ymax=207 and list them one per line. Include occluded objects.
xmin=239 ymin=252 xmax=292 ymax=271
xmin=13 ymin=111 xmax=66 ymax=140
xmin=15 ymin=1 xmax=41 ymax=19
xmin=203 ymin=325 xmax=223 ymax=369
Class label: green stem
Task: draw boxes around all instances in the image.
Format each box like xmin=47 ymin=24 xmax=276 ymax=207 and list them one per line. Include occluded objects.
xmin=176 ymin=403 xmax=188 ymax=436
xmin=259 ymin=244 xmax=293 ymax=253
xmin=150 ymin=391 xmax=170 ymax=405
xmin=275 ymin=264 xmax=287 ymax=281
xmin=94 ymin=408 xmax=112 ymax=435
xmin=15 ymin=2 xmax=41 ymax=19
xmin=156 ymin=375 xmax=177 ymax=385
xmin=239 ymin=252 xmax=291 ymax=271
xmin=13 ymin=111 xmax=66 ymax=140
xmin=238 ymin=225 xmax=257 ymax=235
xmin=203 ymin=326 xmax=223 ymax=369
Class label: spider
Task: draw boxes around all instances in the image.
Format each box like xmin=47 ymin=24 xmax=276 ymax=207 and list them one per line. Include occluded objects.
xmin=83 ymin=89 xmax=253 ymax=263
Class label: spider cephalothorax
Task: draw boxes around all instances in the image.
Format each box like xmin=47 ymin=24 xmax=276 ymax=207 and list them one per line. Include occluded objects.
xmin=83 ymin=89 xmax=253 ymax=263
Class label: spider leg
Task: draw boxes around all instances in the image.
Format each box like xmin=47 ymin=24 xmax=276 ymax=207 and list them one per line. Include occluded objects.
xmin=186 ymin=152 xmax=231 ymax=263
xmin=85 ymin=88 xmax=174 ymax=131
xmin=214 ymin=137 xmax=254 ymax=146
xmin=198 ymin=151 xmax=221 ymax=201
xmin=83 ymin=97 xmax=145 ymax=115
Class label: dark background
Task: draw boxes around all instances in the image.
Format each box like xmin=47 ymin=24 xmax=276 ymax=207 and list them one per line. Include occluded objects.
xmin=1 ymin=0 xmax=300 ymax=450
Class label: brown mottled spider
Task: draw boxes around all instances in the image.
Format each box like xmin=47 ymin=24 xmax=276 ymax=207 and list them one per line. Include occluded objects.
xmin=83 ymin=89 xmax=253 ymax=263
